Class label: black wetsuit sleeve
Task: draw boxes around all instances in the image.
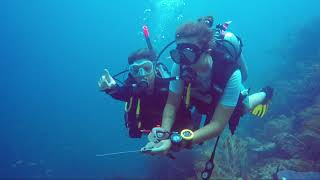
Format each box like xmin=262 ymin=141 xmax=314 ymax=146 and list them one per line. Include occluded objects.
xmin=104 ymin=84 xmax=132 ymax=102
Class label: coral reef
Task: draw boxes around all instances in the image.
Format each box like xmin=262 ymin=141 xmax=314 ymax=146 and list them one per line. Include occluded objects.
xmin=194 ymin=132 xmax=249 ymax=180
xmin=214 ymin=134 xmax=249 ymax=179
xmin=244 ymin=17 xmax=320 ymax=178
xmin=267 ymin=17 xmax=320 ymax=118
xmin=246 ymin=98 xmax=320 ymax=178
xmin=296 ymin=101 xmax=320 ymax=161
xmin=262 ymin=115 xmax=294 ymax=140
xmin=250 ymin=142 xmax=276 ymax=155
xmin=249 ymin=158 xmax=315 ymax=179
xmin=272 ymin=132 xmax=306 ymax=159
xmin=192 ymin=96 xmax=320 ymax=179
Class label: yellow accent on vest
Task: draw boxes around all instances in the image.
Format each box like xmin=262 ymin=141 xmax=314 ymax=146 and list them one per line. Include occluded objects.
xmin=185 ymin=83 xmax=191 ymax=108
xmin=124 ymin=97 xmax=133 ymax=112
xmin=136 ymin=98 xmax=141 ymax=118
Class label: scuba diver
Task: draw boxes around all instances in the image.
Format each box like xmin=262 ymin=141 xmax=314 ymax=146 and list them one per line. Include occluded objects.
xmin=98 ymin=48 xmax=194 ymax=138
xmin=196 ymin=16 xmax=273 ymax=119
xmin=141 ymin=17 xmax=274 ymax=179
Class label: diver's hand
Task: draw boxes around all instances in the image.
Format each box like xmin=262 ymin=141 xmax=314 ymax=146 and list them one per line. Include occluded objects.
xmin=141 ymin=141 xmax=157 ymax=153
xmin=141 ymin=139 xmax=172 ymax=155
xmin=147 ymin=127 xmax=170 ymax=143
xmin=98 ymin=68 xmax=116 ymax=91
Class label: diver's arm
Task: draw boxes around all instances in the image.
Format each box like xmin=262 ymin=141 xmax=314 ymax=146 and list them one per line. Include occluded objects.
xmin=192 ymin=104 xmax=234 ymax=144
xmin=104 ymin=85 xmax=132 ymax=102
xmin=161 ymin=91 xmax=182 ymax=132
xmin=98 ymin=68 xmax=131 ymax=102
xmin=239 ymin=54 xmax=248 ymax=82
xmin=162 ymin=63 xmax=183 ymax=131
xmin=144 ymin=103 xmax=235 ymax=154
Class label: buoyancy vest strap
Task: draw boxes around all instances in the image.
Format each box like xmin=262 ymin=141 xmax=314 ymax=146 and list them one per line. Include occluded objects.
xmin=124 ymin=97 xmax=141 ymax=117
xmin=136 ymin=98 xmax=141 ymax=118
xmin=185 ymin=83 xmax=191 ymax=108
xmin=136 ymin=98 xmax=142 ymax=128
xmin=211 ymin=60 xmax=237 ymax=93
xmin=125 ymin=97 xmax=133 ymax=112
xmin=229 ymin=93 xmax=246 ymax=134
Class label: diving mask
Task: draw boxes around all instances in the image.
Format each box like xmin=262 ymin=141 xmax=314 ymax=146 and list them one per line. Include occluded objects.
xmin=129 ymin=60 xmax=154 ymax=77
xmin=170 ymin=43 xmax=203 ymax=65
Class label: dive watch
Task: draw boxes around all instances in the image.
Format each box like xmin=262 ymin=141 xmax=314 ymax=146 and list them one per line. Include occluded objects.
xmin=170 ymin=129 xmax=194 ymax=151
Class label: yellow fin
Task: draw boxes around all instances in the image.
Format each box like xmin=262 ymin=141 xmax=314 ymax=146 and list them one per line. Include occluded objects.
xmin=251 ymin=104 xmax=268 ymax=118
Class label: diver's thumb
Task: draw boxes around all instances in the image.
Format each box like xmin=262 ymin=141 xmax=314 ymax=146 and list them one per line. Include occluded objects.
xmin=140 ymin=147 xmax=152 ymax=154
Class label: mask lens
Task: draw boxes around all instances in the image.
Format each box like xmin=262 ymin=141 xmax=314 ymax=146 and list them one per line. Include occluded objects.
xmin=170 ymin=49 xmax=181 ymax=64
xmin=173 ymin=43 xmax=202 ymax=65
xmin=129 ymin=60 xmax=154 ymax=77
xmin=142 ymin=62 xmax=153 ymax=73
xmin=181 ymin=48 xmax=197 ymax=64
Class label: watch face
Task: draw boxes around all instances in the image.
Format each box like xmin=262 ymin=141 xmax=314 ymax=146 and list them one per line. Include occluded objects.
xmin=181 ymin=129 xmax=194 ymax=141
xmin=170 ymin=133 xmax=182 ymax=144
xmin=182 ymin=130 xmax=192 ymax=137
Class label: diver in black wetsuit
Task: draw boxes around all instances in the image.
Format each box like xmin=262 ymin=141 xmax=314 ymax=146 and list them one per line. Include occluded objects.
xmin=98 ymin=48 xmax=193 ymax=138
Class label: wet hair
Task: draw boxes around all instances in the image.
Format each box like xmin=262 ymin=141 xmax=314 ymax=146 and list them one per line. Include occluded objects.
xmin=128 ymin=48 xmax=157 ymax=65
xmin=197 ymin=16 xmax=214 ymax=28
xmin=175 ymin=22 xmax=213 ymax=49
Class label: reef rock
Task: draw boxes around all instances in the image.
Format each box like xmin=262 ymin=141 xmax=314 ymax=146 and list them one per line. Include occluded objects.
xmin=276 ymin=170 xmax=320 ymax=180
xmin=245 ymin=137 xmax=262 ymax=149
xmin=249 ymin=158 xmax=314 ymax=179
xmin=298 ymin=130 xmax=320 ymax=159
xmin=248 ymin=142 xmax=278 ymax=167
xmin=297 ymin=98 xmax=320 ymax=122
xmin=194 ymin=134 xmax=250 ymax=180
xmin=251 ymin=142 xmax=276 ymax=153
xmin=296 ymin=102 xmax=320 ymax=160
xmin=263 ymin=115 xmax=294 ymax=140
xmin=272 ymin=132 xmax=306 ymax=159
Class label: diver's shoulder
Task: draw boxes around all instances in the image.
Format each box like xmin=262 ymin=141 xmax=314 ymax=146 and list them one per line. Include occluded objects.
xmin=223 ymin=31 xmax=240 ymax=44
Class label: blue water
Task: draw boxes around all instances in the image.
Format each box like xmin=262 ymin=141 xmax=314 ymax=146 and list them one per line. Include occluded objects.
xmin=0 ymin=0 xmax=319 ymax=178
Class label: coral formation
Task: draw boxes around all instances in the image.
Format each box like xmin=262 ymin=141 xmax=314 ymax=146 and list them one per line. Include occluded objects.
xmin=194 ymin=132 xmax=249 ymax=179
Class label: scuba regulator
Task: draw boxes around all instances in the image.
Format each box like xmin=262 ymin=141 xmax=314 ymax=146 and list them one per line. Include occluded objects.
xmin=131 ymin=79 xmax=149 ymax=95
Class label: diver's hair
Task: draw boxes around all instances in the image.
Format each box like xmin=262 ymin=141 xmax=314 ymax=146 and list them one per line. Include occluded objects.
xmin=175 ymin=22 xmax=213 ymax=49
xmin=197 ymin=16 xmax=214 ymax=28
xmin=128 ymin=48 xmax=157 ymax=65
